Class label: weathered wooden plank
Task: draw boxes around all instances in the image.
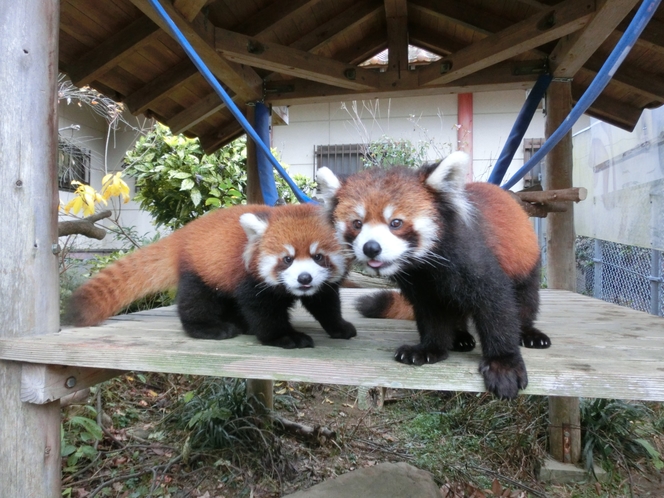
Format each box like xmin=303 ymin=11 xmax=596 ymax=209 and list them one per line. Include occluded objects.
xmin=385 ymin=0 xmax=409 ymax=75
xmin=2 ymin=290 xmax=664 ymax=402
xmin=0 ymin=0 xmax=62 ymax=495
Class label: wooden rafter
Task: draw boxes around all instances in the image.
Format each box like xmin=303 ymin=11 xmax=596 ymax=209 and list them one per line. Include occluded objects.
xmin=550 ymin=0 xmax=640 ymax=78
xmin=173 ymin=0 xmax=209 ymax=22
xmin=66 ymin=16 xmax=160 ymax=86
xmin=200 ymin=119 xmax=245 ymax=154
xmin=332 ymin=28 xmax=388 ymax=66
xmin=384 ymin=0 xmax=409 ymax=76
xmin=214 ymin=28 xmax=379 ymax=90
xmin=409 ymin=0 xmax=511 ymax=35
xmin=232 ymin=0 xmax=325 ymax=38
xmin=418 ymin=0 xmax=596 ymax=86
xmin=573 ymin=77 xmax=643 ymax=130
xmin=123 ymin=59 xmax=199 ymax=115
xmin=129 ymin=0 xmax=262 ymax=103
xmin=168 ymin=92 xmax=242 ymax=135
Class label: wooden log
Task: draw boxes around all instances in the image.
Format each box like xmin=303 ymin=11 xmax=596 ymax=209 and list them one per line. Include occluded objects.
xmin=0 ymin=0 xmax=62 ymax=495
xmin=544 ymin=80 xmax=581 ymax=465
xmin=58 ymin=210 xmax=112 ymax=239
xmin=515 ymin=187 xmax=587 ymax=204
xmin=509 ymin=193 xmax=568 ymax=218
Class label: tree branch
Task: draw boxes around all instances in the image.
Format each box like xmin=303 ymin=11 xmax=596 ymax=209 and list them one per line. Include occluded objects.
xmin=58 ymin=210 xmax=112 ymax=240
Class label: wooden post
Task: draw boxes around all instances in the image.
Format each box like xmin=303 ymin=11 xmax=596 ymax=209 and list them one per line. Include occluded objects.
xmin=544 ymin=80 xmax=581 ymax=464
xmin=244 ymin=104 xmax=274 ymax=410
xmin=457 ymin=93 xmax=473 ymax=181
xmin=0 ymin=0 xmax=62 ymax=495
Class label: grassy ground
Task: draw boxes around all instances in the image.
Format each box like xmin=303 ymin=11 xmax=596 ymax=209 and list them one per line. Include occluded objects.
xmin=61 ymin=373 xmax=664 ymax=498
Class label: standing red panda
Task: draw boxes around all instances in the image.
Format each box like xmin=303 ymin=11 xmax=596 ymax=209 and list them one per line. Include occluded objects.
xmin=67 ymin=203 xmax=356 ymax=349
xmin=317 ymin=152 xmax=549 ymax=399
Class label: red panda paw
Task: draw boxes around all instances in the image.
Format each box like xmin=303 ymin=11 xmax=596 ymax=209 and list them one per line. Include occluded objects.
xmin=325 ymin=320 xmax=357 ymax=340
xmin=394 ymin=344 xmax=449 ymax=366
xmin=479 ymin=354 xmax=528 ymax=400
xmin=520 ymin=327 xmax=551 ymax=349
xmin=261 ymin=330 xmax=314 ymax=349
xmin=452 ymin=330 xmax=476 ymax=352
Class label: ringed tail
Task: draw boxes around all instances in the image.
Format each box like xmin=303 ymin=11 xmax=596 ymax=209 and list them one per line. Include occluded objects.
xmin=356 ymin=290 xmax=415 ymax=320
xmin=67 ymin=235 xmax=181 ymax=326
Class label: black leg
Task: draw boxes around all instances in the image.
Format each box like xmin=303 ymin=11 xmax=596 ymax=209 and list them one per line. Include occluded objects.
xmin=177 ymin=272 xmax=247 ymax=340
xmin=236 ymin=279 xmax=314 ymax=349
xmin=515 ymin=260 xmax=551 ymax=349
xmin=300 ymin=284 xmax=356 ymax=339
xmin=452 ymin=315 xmax=476 ymax=352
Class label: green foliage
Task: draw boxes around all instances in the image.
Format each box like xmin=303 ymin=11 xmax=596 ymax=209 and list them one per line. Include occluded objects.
xmin=362 ymin=135 xmax=430 ymax=169
xmin=61 ymin=404 xmax=103 ymax=469
xmin=275 ymin=171 xmax=317 ymax=204
xmin=581 ymin=398 xmax=664 ymax=473
xmin=125 ymin=124 xmax=247 ymax=229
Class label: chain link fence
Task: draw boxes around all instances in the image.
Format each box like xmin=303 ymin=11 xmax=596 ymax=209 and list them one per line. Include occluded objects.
xmin=576 ymin=237 xmax=664 ymax=316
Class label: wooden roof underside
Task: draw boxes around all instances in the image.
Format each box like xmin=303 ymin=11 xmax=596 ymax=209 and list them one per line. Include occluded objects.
xmin=59 ymin=0 xmax=664 ymax=153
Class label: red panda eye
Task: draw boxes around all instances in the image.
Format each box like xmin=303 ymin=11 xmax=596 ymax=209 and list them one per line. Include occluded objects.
xmin=283 ymin=256 xmax=293 ymax=265
xmin=352 ymin=220 xmax=363 ymax=230
xmin=390 ymin=219 xmax=403 ymax=229
xmin=313 ymin=253 xmax=324 ymax=262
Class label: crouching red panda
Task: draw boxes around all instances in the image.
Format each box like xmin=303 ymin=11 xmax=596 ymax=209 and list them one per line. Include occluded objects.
xmin=67 ymin=203 xmax=356 ymax=349
xmin=317 ymin=152 xmax=549 ymax=399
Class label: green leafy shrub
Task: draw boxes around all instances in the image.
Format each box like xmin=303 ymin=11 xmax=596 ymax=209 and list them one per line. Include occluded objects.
xmin=362 ymin=135 xmax=430 ymax=169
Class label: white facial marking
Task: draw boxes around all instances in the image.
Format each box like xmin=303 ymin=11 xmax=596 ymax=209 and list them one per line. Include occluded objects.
xmin=281 ymin=258 xmax=330 ymax=296
xmin=383 ymin=205 xmax=395 ymax=221
xmin=283 ymin=244 xmax=295 ymax=257
xmin=353 ymin=223 xmax=409 ymax=276
xmin=354 ymin=204 xmax=366 ymax=220
xmin=412 ymin=216 xmax=439 ymax=256
xmin=257 ymin=254 xmax=280 ymax=286
xmin=309 ymin=242 xmax=319 ymax=255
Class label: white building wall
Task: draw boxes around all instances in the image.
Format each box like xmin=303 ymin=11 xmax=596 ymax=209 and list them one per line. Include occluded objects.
xmin=58 ymin=101 xmax=163 ymax=251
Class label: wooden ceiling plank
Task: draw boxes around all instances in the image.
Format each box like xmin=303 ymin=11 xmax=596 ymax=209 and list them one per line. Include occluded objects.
xmin=418 ymin=0 xmax=596 ymax=86
xmin=332 ymin=27 xmax=388 ymax=66
xmin=123 ymin=59 xmax=199 ymax=115
xmin=67 ymin=16 xmax=160 ymax=86
xmin=168 ymin=91 xmax=232 ymax=135
xmin=289 ymin=0 xmax=383 ymax=53
xmin=409 ymin=0 xmax=511 ymax=35
xmin=232 ymin=0 xmax=324 ymax=37
xmin=617 ymin=11 xmax=664 ymax=56
xmin=214 ymin=27 xmax=379 ymax=90
xmin=550 ymin=0 xmax=641 ymax=78
xmin=583 ymin=53 xmax=664 ymax=103
xmin=173 ymin=0 xmax=209 ymax=22
xmin=384 ymin=0 xmax=409 ymax=76
xmin=409 ymin=23 xmax=466 ymax=56
xmin=129 ymin=0 xmax=262 ymax=102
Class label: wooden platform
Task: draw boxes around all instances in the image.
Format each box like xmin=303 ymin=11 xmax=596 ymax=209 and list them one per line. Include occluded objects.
xmin=1 ymin=289 xmax=664 ymax=402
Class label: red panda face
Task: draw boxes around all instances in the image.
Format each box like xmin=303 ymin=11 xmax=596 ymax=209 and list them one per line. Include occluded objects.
xmin=240 ymin=206 xmax=347 ymax=296
xmin=317 ymin=152 xmax=471 ymax=276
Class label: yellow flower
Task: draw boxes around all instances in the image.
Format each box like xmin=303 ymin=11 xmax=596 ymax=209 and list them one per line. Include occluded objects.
xmin=101 ymin=172 xmax=130 ymax=203
xmin=63 ymin=181 xmax=106 ymax=216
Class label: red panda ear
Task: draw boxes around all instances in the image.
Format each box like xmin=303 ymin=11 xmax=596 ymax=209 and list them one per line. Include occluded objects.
xmin=239 ymin=213 xmax=269 ymax=243
xmin=316 ymin=167 xmax=341 ymax=202
xmin=424 ymin=151 xmax=473 ymax=224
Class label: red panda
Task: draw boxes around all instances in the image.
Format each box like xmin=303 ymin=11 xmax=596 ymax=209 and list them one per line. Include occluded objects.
xmin=67 ymin=203 xmax=356 ymax=349
xmin=317 ymin=152 xmax=549 ymax=399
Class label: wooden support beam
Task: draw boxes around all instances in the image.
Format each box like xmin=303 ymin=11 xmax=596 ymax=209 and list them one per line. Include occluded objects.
xmin=173 ymin=0 xmax=209 ymax=22
xmin=409 ymin=0 xmax=511 ymax=35
xmin=123 ymin=59 xmax=199 ymax=115
xmin=419 ymin=0 xmax=595 ymax=86
xmin=544 ymin=80 xmax=581 ymax=465
xmin=550 ymin=0 xmax=640 ymax=78
xmin=168 ymin=91 xmax=233 ymax=135
xmin=516 ymin=187 xmax=587 ymax=204
xmin=67 ymin=16 xmax=160 ymax=86
xmin=129 ymin=0 xmax=262 ymax=102
xmin=617 ymin=10 xmax=664 ymax=56
xmin=233 ymin=0 xmax=325 ymax=38
xmin=214 ymin=28 xmax=379 ymax=91
xmin=408 ymin=24 xmax=464 ymax=56
xmin=265 ymin=60 xmax=541 ymax=105
xmin=385 ymin=0 xmax=409 ymax=76
xmin=572 ymin=75 xmax=643 ymax=131
xmin=0 ymin=0 xmax=61 ymax=494
xmin=290 ymin=0 xmax=384 ymax=53
xmin=200 ymin=119 xmax=245 ymax=154
xmin=332 ymin=28 xmax=388 ymax=66
xmin=21 ymin=365 xmax=124 ymax=404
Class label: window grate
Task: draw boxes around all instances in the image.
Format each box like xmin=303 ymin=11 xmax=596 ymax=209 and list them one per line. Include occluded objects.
xmin=314 ymin=144 xmax=365 ymax=179
xmin=58 ymin=139 xmax=91 ymax=192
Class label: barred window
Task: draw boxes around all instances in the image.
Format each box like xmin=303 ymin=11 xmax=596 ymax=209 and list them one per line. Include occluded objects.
xmin=58 ymin=139 xmax=90 ymax=192
xmin=314 ymin=144 xmax=365 ymax=179
xmin=523 ymin=138 xmax=544 ymax=189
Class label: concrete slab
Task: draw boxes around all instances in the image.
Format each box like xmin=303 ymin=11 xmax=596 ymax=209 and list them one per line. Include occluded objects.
xmin=283 ymin=462 xmax=443 ymax=498
xmin=539 ymin=457 xmax=608 ymax=484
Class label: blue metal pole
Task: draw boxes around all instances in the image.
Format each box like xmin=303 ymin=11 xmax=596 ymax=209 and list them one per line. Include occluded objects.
xmin=488 ymin=73 xmax=552 ymax=185
xmin=501 ymin=0 xmax=662 ymax=191
xmin=146 ymin=0 xmax=314 ymax=204
xmin=255 ymin=103 xmax=279 ymax=205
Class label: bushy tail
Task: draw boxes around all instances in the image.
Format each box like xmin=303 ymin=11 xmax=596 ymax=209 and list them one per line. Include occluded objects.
xmin=355 ymin=290 xmax=414 ymax=320
xmin=66 ymin=236 xmax=181 ymax=326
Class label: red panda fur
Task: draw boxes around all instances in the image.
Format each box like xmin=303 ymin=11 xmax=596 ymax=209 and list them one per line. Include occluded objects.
xmin=68 ymin=204 xmax=349 ymax=336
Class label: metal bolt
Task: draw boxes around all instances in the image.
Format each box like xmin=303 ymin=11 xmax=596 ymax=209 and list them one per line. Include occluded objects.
xmin=439 ymin=61 xmax=452 ymax=74
xmin=246 ymin=40 xmax=264 ymax=54
xmin=52 ymin=243 xmax=61 ymax=255
xmin=15 ymin=179 xmax=23 ymax=187
xmin=65 ymin=376 xmax=77 ymax=389
xmin=344 ymin=68 xmax=356 ymax=80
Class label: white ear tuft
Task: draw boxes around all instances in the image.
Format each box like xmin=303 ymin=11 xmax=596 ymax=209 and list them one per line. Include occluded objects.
xmin=239 ymin=213 xmax=268 ymax=241
xmin=316 ymin=167 xmax=341 ymax=201
xmin=425 ymin=151 xmax=469 ymax=191
xmin=424 ymin=152 xmax=474 ymax=224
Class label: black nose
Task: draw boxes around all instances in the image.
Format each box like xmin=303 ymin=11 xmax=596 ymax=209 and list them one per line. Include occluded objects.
xmin=363 ymin=240 xmax=382 ymax=258
xmin=297 ymin=272 xmax=313 ymax=285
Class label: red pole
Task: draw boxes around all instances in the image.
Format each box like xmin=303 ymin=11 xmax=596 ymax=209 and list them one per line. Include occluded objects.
xmin=457 ymin=93 xmax=473 ymax=181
